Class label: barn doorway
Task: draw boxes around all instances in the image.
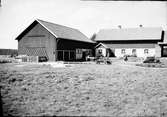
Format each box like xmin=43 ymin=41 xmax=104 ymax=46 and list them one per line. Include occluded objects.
xmin=57 ymin=50 xmax=75 ymax=61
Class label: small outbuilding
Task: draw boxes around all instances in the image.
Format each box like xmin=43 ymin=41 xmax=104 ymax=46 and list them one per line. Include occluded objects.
xmin=15 ymin=19 xmax=95 ymax=61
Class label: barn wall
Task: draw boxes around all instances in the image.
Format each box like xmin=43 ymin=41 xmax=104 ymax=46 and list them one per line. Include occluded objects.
xmin=57 ymin=39 xmax=94 ymax=50
xmin=18 ymin=23 xmax=56 ymax=61
xmin=47 ymin=33 xmax=56 ymax=61
xmin=56 ymin=39 xmax=94 ymax=61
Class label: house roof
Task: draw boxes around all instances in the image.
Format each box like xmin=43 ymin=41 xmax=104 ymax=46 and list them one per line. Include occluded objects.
xmin=95 ymin=43 xmax=109 ymax=48
xmin=16 ymin=19 xmax=94 ymax=43
xmin=95 ymin=27 xmax=163 ymax=41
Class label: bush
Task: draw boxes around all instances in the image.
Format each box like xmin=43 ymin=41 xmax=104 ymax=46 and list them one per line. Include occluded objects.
xmin=38 ymin=56 xmax=48 ymax=62
xmin=0 ymin=59 xmax=12 ymax=64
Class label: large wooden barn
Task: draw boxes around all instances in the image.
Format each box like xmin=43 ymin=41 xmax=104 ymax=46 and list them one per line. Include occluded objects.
xmin=94 ymin=27 xmax=166 ymax=58
xmin=16 ymin=19 xmax=95 ymax=61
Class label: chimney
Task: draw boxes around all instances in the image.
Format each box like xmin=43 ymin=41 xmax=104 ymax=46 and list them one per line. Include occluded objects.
xmin=139 ymin=24 xmax=143 ymax=28
xmin=118 ymin=25 xmax=122 ymax=29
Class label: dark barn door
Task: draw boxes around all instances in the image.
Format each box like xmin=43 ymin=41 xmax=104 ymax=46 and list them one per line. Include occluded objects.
xmin=70 ymin=51 xmax=75 ymax=60
xmin=64 ymin=51 xmax=69 ymax=61
xmin=57 ymin=51 xmax=63 ymax=60
xmin=57 ymin=50 xmax=75 ymax=61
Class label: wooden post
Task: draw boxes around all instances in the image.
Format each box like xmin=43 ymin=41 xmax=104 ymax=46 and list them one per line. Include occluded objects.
xmin=55 ymin=39 xmax=60 ymax=61
xmin=63 ymin=50 xmax=64 ymax=61
xmin=69 ymin=50 xmax=70 ymax=60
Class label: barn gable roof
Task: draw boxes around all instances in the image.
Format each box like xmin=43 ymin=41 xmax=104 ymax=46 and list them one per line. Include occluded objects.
xmin=16 ymin=19 xmax=94 ymax=43
xmin=95 ymin=27 xmax=163 ymax=41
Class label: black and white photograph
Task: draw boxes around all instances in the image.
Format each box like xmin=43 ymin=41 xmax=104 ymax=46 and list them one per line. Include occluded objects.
xmin=0 ymin=0 xmax=167 ymax=116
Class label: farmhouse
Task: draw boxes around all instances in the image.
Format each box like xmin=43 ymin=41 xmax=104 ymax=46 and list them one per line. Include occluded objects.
xmin=16 ymin=19 xmax=95 ymax=61
xmin=94 ymin=27 xmax=166 ymax=58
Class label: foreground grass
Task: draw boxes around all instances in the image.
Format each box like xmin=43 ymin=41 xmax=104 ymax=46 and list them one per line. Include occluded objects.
xmin=0 ymin=62 xmax=167 ymax=116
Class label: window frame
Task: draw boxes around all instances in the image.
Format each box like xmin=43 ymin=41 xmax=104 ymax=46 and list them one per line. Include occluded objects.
xmin=132 ymin=49 xmax=136 ymax=54
xmin=144 ymin=49 xmax=149 ymax=54
xmin=121 ymin=49 xmax=126 ymax=54
xmin=98 ymin=49 xmax=102 ymax=53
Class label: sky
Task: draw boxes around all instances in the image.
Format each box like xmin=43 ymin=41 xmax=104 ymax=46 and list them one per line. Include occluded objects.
xmin=0 ymin=0 xmax=167 ymax=49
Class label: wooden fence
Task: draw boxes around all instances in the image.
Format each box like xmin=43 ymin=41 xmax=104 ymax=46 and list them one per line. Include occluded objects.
xmin=21 ymin=56 xmax=39 ymax=62
xmin=0 ymin=49 xmax=18 ymax=56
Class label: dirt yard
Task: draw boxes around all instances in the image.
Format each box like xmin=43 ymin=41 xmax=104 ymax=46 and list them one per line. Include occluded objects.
xmin=0 ymin=61 xmax=167 ymax=116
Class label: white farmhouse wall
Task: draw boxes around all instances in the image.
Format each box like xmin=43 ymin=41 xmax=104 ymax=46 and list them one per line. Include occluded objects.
xmin=155 ymin=44 xmax=162 ymax=57
xmin=115 ymin=49 xmax=133 ymax=57
xmin=136 ymin=48 xmax=155 ymax=58
xmin=115 ymin=49 xmax=123 ymax=57
xmin=115 ymin=48 xmax=155 ymax=58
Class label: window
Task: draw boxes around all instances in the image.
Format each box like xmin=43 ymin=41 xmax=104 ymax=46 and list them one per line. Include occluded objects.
xmin=132 ymin=49 xmax=136 ymax=54
xmin=121 ymin=49 xmax=125 ymax=54
xmin=98 ymin=49 xmax=102 ymax=54
xmin=76 ymin=49 xmax=82 ymax=54
xmin=132 ymin=49 xmax=137 ymax=57
xmin=144 ymin=49 xmax=149 ymax=54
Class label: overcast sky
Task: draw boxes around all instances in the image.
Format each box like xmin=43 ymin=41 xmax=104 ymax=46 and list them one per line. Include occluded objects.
xmin=0 ymin=0 xmax=167 ymax=49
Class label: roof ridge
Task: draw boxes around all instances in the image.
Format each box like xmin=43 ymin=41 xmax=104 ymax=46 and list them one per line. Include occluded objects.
xmin=99 ymin=27 xmax=163 ymax=31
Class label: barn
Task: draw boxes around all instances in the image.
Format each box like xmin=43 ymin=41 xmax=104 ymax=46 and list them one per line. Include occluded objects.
xmin=94 ymin=27 xmax=165 ymax=58
xmin=15 ymin=19 xmax=95 ymax=61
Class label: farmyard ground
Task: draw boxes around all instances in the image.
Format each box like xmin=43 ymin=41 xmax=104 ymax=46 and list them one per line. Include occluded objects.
xmin=0 ymin=61 xmax=167 ymax=116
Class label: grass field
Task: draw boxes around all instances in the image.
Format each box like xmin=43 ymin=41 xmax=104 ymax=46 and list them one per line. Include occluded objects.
xmin=0 ymin=61 xmax=167 ymax=116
